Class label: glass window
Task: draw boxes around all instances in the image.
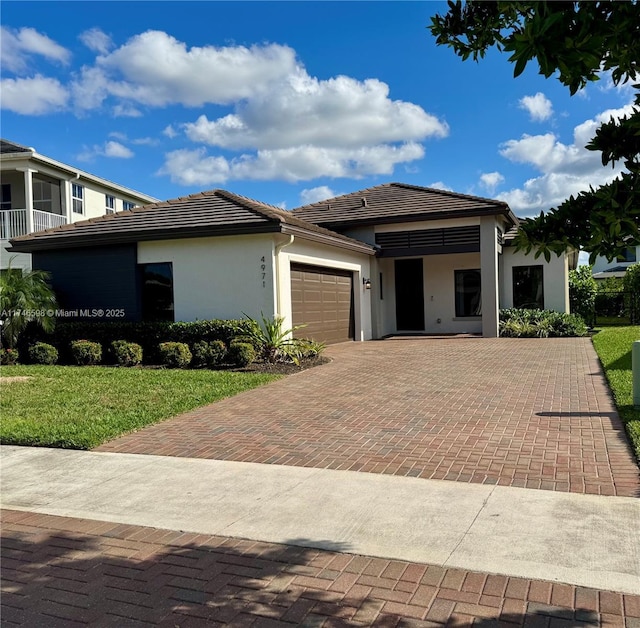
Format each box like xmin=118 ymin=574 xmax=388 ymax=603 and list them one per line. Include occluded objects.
xmin=105 ymin=195 xmax=115 ymax=214
xmin=0 ymin=184 xmax=11 ymax=210
xmin=123 ymin=201 xmax=135 ymax=211
xmin=33 ymin=180 xmax=53 ymax=213
xmin=140 ymin=262 xmax=174 ymax=321
xmin=513 ymin=265 xmax=544 ymax=309
xmin=72 ymin=183 xmax=84 ymax=214
xmin=455 ymin=269 xmax=482 ymax=317
xmin=617 ymin=247 xmax=637 ymax=263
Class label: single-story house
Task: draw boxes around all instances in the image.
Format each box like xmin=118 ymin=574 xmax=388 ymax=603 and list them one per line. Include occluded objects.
xmin=8 ymin=183 xmax=576 ymax=342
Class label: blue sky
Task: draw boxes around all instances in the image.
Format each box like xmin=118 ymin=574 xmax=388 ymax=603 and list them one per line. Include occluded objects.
xmin=1 ymin=1 xmax=634 ymax=213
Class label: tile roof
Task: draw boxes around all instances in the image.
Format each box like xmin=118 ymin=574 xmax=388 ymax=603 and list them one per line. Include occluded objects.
xmin=292 ymin=182 xmax=516 ymax=228
xmin=9 ymin=189 xmax=375 ymax=255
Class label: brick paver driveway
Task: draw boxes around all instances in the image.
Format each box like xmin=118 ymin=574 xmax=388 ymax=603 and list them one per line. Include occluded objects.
xmin=97 ymin=337 xmax=639 ymax=497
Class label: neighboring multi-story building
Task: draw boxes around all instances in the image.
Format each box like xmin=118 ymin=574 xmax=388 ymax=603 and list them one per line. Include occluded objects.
xmin=0 ymin=139 xmax=159 ymax=272
xmin=591 ymin=245 xmax=639 ymax=281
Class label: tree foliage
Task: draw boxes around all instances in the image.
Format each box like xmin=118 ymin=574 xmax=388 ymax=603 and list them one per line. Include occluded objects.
xmin=0 ymin=261 xmax=57 ymax=349
xmin=430 ymin=1 xmax=640 ymax=261
xmin=568 ymin=265 xmax=597 ymax=326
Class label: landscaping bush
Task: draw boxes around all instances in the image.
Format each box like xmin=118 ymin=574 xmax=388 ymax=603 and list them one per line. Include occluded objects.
xmin=111 ymin=340 xmax=143 ymax=367
xmin=622 ymin=263 xmax=640 ymax=324
xmin=28 ymin=342 xmax=58 ymax=365
xmin=158 ymin=342 xmax=192 ymax=369
xmin=19 ymin=319 xmax=251 ymax=364
xmin=240 ymin=314 xmax=307 ymax=364
xmin=191 ymin=340 xmax=226 ymax=368
xmin=227 ymin=342 xmax=256 ymax=367
xmin=0 ymin=348 xmax=19 ymax=365
xmin=291 ymin=339 xmax=326 ymax=361
xmin=569 ymin=265 xmax=596 ymax=327
xmin=499 ymin=309 xmax=588 ymax=338
xmin=70 ymin=340 xmax=102 ymax=365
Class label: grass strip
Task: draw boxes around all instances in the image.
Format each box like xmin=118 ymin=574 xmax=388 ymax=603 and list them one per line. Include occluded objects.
xmin=591 ymin=326 xmax=640 ymax=460
xmin=0 ymin=365 xmax=279 ymax=449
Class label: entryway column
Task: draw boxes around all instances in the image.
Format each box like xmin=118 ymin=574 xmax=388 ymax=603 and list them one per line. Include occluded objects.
xmin=480 ymin=215 xmax=499 ymax=338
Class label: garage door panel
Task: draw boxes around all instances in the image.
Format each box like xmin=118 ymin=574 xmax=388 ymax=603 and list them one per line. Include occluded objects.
xmin=291 ymin=263 xmax=354 ymax=344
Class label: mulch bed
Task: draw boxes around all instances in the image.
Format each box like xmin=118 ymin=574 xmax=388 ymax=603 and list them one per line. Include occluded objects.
xmin=240 ymin=355 xmax=331 ymax=375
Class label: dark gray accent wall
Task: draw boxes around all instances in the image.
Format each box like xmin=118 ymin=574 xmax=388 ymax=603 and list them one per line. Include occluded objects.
xmin=32 ymin=244 xmax=141 ymax=321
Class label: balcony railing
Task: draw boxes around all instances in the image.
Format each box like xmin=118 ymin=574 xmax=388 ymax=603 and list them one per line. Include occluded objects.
xmin=0 ymin=209 xmax=68 ymax=240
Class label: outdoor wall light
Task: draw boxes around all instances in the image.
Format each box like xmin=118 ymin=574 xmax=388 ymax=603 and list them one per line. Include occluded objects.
xmin=363 ymin=278 xmax=372 ymax=290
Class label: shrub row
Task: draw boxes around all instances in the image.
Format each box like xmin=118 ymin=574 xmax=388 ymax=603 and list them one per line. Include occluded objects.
xmin=5 ymin=338 xmax=256 ymax=369
xmin=18 ymin=319 xmax=253 ymax=365
xmin=499 ymin=308 xmax=589 ymax=338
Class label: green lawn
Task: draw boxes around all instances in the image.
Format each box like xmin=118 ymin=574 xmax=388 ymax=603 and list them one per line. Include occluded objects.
xmin=591 ymin=326 xmax=640 ymax=460
xmin=0 ymin=365 xmax=279 ymax=449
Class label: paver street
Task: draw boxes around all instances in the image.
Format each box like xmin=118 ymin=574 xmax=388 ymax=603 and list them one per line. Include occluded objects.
xmin=3 ymin=510 xmax=639 ymax=627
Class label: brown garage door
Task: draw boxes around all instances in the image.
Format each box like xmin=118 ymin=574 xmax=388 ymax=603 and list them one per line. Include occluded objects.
xmin=291 ymin=263 xmax=354 ymax=344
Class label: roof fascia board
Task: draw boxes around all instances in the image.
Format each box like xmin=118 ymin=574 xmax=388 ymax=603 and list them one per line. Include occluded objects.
xmin=315 ymin=207 xmax=515 ymax=230
xmin=281 ymin=224 xmax=376 ymax=255
xmin=9 ymin=223 xmax=283 ymax=253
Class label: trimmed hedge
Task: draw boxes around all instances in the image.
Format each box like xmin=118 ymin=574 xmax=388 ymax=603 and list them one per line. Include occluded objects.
xmin=499 ymin=308 xmax=589 ymax=338
xmin=158 ymin=342 xmax=192 ymax=369
xmin=70 ymin=340 xmax=102 ymax=365
xmin=111 ymin=340 xmax=143 ymax=367
xmin=18 ymin=319 xmax=251 ymax=365
xmin=191 ymin=340 xmax=227 ymax=368
xmin=0 ymin=348 xmax=19 ymax=365
xmin=227 ymin=342 xmax=256 ymax=367
xmin=28 ymin=342 xmax=59 ymax=365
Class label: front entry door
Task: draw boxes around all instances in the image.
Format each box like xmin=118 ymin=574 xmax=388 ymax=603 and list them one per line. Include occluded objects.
xmin=395 ymin=258 xmax=425 ymax=331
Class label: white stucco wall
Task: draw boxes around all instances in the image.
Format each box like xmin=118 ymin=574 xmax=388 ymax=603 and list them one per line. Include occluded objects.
xmin=377 ymin=252 xmax=483 ymax=336
xmin=137 ymin=234 xmax=277 ymax=322
xmin=500 ymin=247 xmax=569 ymax=312
xmin=591 ymin=246 xmax=639 ymax=273
xmin=276 ymin=236 xmax=373 ymax=341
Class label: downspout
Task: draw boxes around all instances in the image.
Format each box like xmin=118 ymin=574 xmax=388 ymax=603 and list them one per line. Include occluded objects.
xmin=274 ymin=234 xmax=294 ymax=317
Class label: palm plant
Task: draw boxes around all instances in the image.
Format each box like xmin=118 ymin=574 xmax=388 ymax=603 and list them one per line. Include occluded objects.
xmin=241 ymin=313 xmax=306 ymax=364
xmin=0 ymin=260 xmax=57 ymax=349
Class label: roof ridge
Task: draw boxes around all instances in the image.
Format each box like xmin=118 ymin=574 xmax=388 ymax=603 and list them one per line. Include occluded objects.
xmin=389 ymin=182 xmax=508 ymax=207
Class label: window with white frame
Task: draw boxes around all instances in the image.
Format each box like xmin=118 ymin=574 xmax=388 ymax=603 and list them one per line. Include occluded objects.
xmin=122 ymin=201 xmax=135 ymax=211
xmin=105 ymin=194 xmax=115 ymax=214
xmin=72 ymin=183 xmax=84 ymax=214
xmin=33 ymin=180 xmax=53 ymax=213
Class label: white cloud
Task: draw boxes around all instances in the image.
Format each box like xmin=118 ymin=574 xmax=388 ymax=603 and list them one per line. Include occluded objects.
xmin=184 ymin=74 xmax=448 ymax=150
xmin=0 ymin=75 xmax=69 ymax=115
xmin=519 ymin=92 xmax=553 ymax=122
xmin=159 ymin=143 xmax=424 ymax=185
xmin=112 ymin=104 xmax=142 ymax=117
xmin=428 ymin=181 xmax=452 ymax=191
xmin=497 ymin=103 xmax=634 ymax=215
xmin=79 ymin=28 xmax=113 ymax=54
xmin=0 ymin=26 xmax=70 ymax=73
xmin=479 ymin=171 xmax=505 ymax=192
xmin=175 ymin=64 xmax=445 ymax=183
xmin=300 ymin=186 xmax=336 ymax=205
xmin=163 ymin=125 xmax=178 ymax=138
xmin=71 ymin=31 xmax=298 ymax=110
xmin=104 ymin=141 xmax=134 ymax=158
xmin=77 ymin=141 xmax=134 ymax=161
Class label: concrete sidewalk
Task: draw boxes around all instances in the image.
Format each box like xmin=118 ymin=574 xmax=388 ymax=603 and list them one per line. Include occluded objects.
xmin=2 ymin=445 xmax=639 ymax=595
